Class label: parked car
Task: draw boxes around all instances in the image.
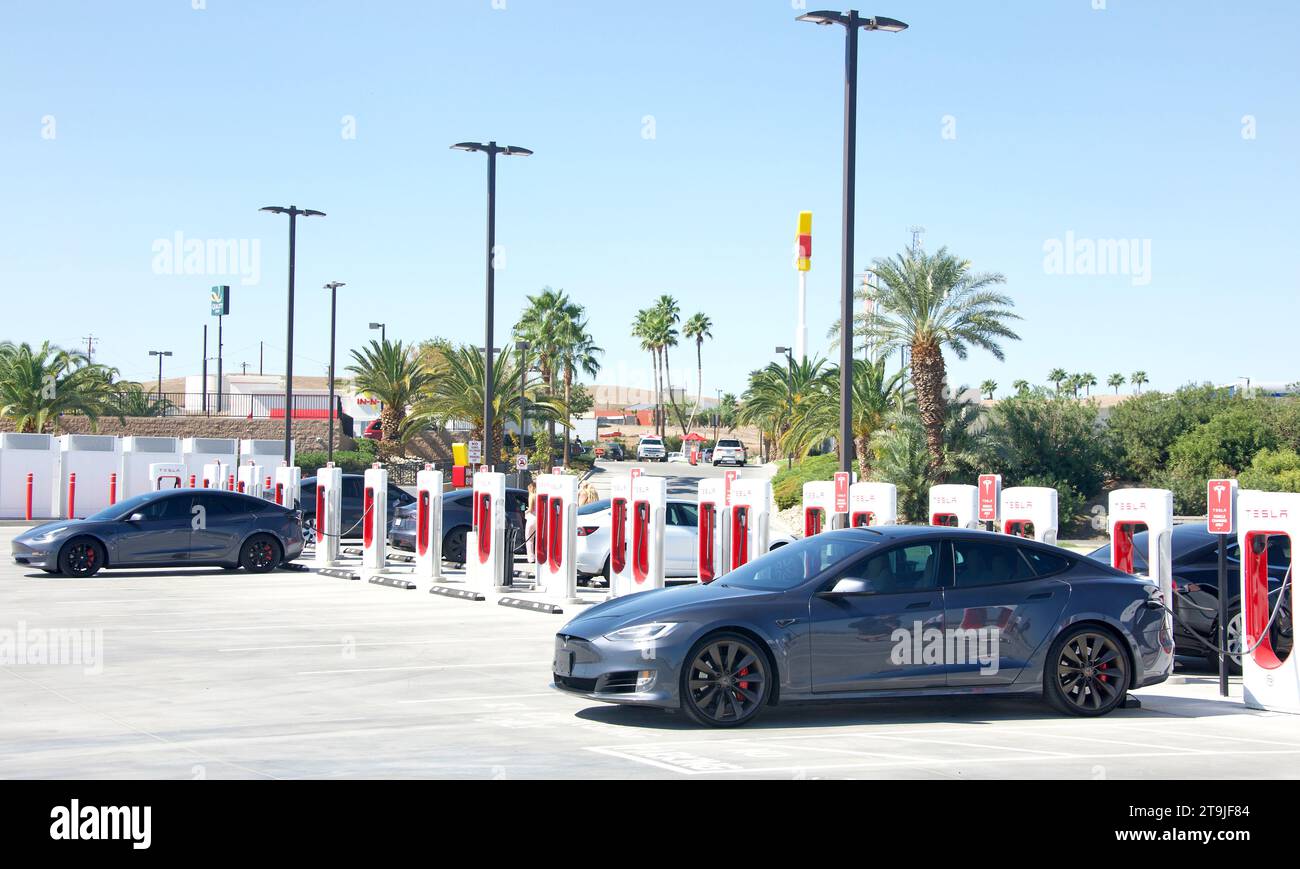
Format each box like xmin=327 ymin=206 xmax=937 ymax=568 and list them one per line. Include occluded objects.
xmin=636 ymin=436 xmax=667 ymax=462
xmin=553 ymin=526 xmax=1174 ymax=727
xmin=667 ymin=451 xmax=688 ymax=464
xmin=573 ymin=497 xmax=793 ymax=585
xmin=1087 ymin=523 xmax=1292 ymax=672
xmin=299 ymin=473 xmax=416 ymax=544
xmin=12 ymin=489 xmax=304 ymax=576
xmin=389 ymin=486 xmax=529 ymax=563
xmin=712 ymin=438 xmax=746 ymax=466
xmin=362 ymin=419 xmax=382 ymax=441
xmin=594 ymin=442 xmax=625 ymax=461
xmin=698 ymin=447 xmax=713 ymax=464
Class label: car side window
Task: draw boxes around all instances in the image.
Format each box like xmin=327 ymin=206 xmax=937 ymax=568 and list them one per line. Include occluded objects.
xmin=139 ymin=495 xmax=193 ymax=521
xmin=952 ymin=541 xmax=1036 ymax=588
xmin=1019 ymin=547 xmax=1071 ymax=577
xmin=838 ymin=543 xmax=939 ymax=594
xmin=668 ymin=503 xmax=698 ymax=527
xmin=194 ymin=493 xmax=242 ymax=516
xmin=342 ymin=478 xmax=364 ymax=499
xmin=390 ymin=485 xmax=414 ymax=506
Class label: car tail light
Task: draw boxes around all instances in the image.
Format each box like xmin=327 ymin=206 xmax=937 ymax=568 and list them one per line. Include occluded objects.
xmin=577 ymin=526 xmax=599 ymax=537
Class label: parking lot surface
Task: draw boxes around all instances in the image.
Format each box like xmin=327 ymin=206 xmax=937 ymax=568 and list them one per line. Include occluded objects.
xmin=2 ymin=525 xmax=1298 ymax=780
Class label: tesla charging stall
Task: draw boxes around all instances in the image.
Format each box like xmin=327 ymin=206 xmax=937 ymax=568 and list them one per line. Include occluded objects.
xmin=697 ymin=478 xmax=730 ymax=583
xmin=0 ymin=433 xmax=58 ymax=519
xmin=148 ymin=463 xmax=186 ymax=491
xmin=849 ymin=482 xmax=897 ymax=527
xmin=55 ymin=435 xmax=121 ymax=518
xmin=1237 ymin=490 xmax=1299 ymax=713
xmin=274 ymin=464 xmax=301 ymax=508
xmin=625 ymin=474 xmax=666 ymax=594
xmin=182 ymin=438 xmax=238 ymax=485
xmin=803 ymin=481 xmax=835 ymax=537
xmin=536 ymin=473 xmax=580 ymax=602
xmin=313 ymin=464 xmax=343 ymax=567
xmin=361 ymin=464 xmax=389 ymax=574
xmin=1000 ymin=486 xmax=1059 ymax=544
xmin=609 ymin=474 xmax=635 ymax=595
xmin=237 ymin=463 xmax=265 ymax=498
xmin=467 ymin=471 xmax=507 ymax=594
xmin=930 ymin=484 xmax=980 ymax=528
xmin=413 ymin=466 xmax=443 ymax=581
xmin=240 ymin=438 xmax=294 ymax=471
xmin=1108 ymin=488 xmax=1174 ymax=635
xmin=201 ymin=462 xmax=231 ymax=490
xmin=120 ymin=437 xmax=182 ymax=499
xmin=729 ymin=478 xmax=770 ymax=570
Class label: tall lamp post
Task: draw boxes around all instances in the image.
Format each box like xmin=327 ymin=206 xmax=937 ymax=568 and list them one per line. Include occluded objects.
xmin=260 ymin=205 xmax=326 ymax=465
xmin=369 ymin=321 xmax=386 ymax=343
xmin=148 ymin=350 xmax=172 ymax=402
xmin=516 ymin=340 xmax=531 ymax=455
xmin=775 ymin=346 xmax=796 ymax=468
xmin=451 ymin=140 xmax=533 ymax=469
xmin=796 ymin=10 xmax=907 ymax=474
xmin=324 ymin=282 xmax=346 ymax=463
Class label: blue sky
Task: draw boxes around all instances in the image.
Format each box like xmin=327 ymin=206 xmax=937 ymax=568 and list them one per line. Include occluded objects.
xmin=2 ymin=0 xmax=1297 ymax=400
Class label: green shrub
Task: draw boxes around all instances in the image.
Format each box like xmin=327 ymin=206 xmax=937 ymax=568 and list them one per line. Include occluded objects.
xmin=1013 ymin=473 xmax=1087 ymax=534
xmin=772 ymin=453 xmax=838 ymax=510
xmin=1238 ymin=448 xmax=1300 ymax=493
xmin=296 ymin=449 xmax=378 ymax=476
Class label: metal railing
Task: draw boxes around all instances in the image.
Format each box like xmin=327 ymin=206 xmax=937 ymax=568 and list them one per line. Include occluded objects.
xmin=104 ymin=392 xmax=341 ymax=419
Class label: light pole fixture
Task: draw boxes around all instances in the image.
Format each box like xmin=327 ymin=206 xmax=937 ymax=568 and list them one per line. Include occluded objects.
xmin=516 ymin=340 xmax=531 ymax=454
xmin=148 ymin=350 xmax=172 ymax=401
xmin=369 ymin=321 xmax=386 ymax=343
xmin=796 ymin=9 xmax=907 ymax=475
xmin=775 ymin=347 xmax=796 ymax=468
xmin=260 ymin=205 xmax=326 ymax=465
xmin=452 ymin=140 xmax=533 ymax=469
xmin=324 ymin=281 xmax=346 ymax=463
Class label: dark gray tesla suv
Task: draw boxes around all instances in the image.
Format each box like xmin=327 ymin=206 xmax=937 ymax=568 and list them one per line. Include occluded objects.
xmin=11 ymin=489 xmax=304 ymax=576
xmin=553 ymin=526 xmax=1173 ymax=727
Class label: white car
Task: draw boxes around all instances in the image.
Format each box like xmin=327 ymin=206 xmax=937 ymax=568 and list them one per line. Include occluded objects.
xmin=636 ymin=436 xmax=667 ymax=462
xmin=574 ymin=497 xmax=792 ymax=584
xmin=712 ymin=437 xmax=747 ymax=466
xmin=666 ymin=451 xmax=688 ymax=463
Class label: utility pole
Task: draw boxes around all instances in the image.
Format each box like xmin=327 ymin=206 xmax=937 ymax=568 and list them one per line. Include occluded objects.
xmin=259 ymin=341 xmax=264 ymax=376
xmin=82 ymin=334 xmax=97 ymax=362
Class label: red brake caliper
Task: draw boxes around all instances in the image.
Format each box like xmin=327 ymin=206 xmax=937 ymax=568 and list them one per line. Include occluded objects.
xmin=737 ymin=666 xmax=750 ymax=697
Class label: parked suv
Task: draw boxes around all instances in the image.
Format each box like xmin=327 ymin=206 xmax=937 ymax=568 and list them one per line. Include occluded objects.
xmin=636 ymin=436 xmax=667 ymax=462
xmin=712 ymin=437 xmax=746 ymax=466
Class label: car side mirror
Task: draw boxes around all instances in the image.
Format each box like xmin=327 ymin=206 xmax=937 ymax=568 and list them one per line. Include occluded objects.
xmin=825 ymin=577 xmax=874 ymax=596
xmin=127 ymin=513 xmax=146 ymax=523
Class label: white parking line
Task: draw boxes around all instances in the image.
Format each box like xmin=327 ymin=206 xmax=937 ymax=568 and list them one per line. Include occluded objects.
xmin=297 ymin=661 xmax=539 ymax=675
xmin=396 ymin=692 xmax=556 ymax=704
xmin=220 ymin=637 xmax=541 ymax=652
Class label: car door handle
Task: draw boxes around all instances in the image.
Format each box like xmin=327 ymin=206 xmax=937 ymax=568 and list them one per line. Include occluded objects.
xmin=775 ymin=618 xmax=798 ymax=628
xmin=1027 ymin=591 xmax=1054 ymax=600
xmin=906 ymin=600 xmax=935 ymax=609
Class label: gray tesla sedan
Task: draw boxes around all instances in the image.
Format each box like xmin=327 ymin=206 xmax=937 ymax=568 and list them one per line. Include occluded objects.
xmin=11 ymin=489 xmax=304 ymax=577
xmin=553 ymin=526 xmax=1173 ymax=727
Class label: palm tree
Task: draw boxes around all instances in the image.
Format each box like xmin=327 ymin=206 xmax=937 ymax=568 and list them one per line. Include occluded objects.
xmin=345 ymin=338 xmax=436 ymax=451
xmin=1081 ymin=372 xmax=1098 ymax=397
xmin=515 ymin=287 xmax=576 ymax=446
xmin=1048 ymin=368 xmax=1068 ymax=394
xmin=1131 ymin=370 xmax=1148 ymax=394
xmin=653 ymin=296 xmax=682 ymax=435
xmin=784 ymin=356 xmax=907 ymax=477
xmin=865 ymin=247 xmax=1020 ymax=472
xmin=1108 ymin=372 xmax=1126 ymax=394
xmin=1012 ymin=379 xmax=1030 ymax=396
xmin=718 ymin=392 xmax=738 ymax=432
xmin=1064 ymin=373 xmax=1083 ymax=398
xmin=682 ymin=312 xmax=713 ymax=433
xmin=556 ymin=312 xmax=603 ymax=466
xmin=631 ymin=308 xmax=661 ymax=435
xmin=108 ymin=382 xmax=173 ymax=418
xmin=0 ymin=341 xmax=119 ymax=433
xmin=979 ymin=379 xmax=998 ymax=400
xmin=412 ymin=346 xmax=561 ymax=458
xmin=738 ymin=357 xmax=827 ymax=463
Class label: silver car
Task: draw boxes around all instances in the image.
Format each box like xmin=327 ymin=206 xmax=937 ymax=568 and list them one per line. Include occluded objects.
xmin=712 ymin=438 xmax=746 ymax=466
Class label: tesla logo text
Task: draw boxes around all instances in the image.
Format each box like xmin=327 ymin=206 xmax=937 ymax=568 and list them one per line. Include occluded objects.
xmin=890 ymin=621 xmax=1000 ymax=675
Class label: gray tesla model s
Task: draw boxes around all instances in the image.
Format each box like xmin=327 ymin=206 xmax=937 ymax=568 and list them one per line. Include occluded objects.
xmin=553 ymin=526 xmax=1173 ymax=727
xmin=11 ymin=489 xmax=304 ymax=577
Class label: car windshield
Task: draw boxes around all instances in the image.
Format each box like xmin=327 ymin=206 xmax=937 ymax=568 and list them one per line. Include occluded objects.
xmin=722 ymin=535 xmax=874 ymax=591
xmin=717 ymin=440 xmax=741 ymax=448
xmin=85 ymin=492 xmax=157 ymax=521
xmin=578 ymin=499 xmax=610 ymax=516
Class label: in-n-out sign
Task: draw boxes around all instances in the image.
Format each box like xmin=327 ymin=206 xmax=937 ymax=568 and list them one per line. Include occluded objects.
xmin=978 ymin=474 xmax=1001 ymax=522
xmin=1207 ymin=479 xmax=1237 ymax=535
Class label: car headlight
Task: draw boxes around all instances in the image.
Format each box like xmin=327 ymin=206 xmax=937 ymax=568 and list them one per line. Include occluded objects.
xmin=604 ymin=622 xmax=678 ymax=642
xmin=25 ymin=529 xmax=65 ymax=545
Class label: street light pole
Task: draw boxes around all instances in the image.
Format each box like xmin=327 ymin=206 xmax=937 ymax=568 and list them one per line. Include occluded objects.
xmin=517 ymin=340 xmax=531 ymax=457
xmin=325 ymin=282 xmax=346 ymax=464
xmin=148 ymin=350 xmax=172 ymax=402
xmin=260 ymin=205 xmax=326 ymax=466
xmin=452 ymin=140 xmax=533 ymax=469
xmin=776 ymin=346 xmax=796 ymax=468
xmin=797 ymin=10 xmax=907 ymax=475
